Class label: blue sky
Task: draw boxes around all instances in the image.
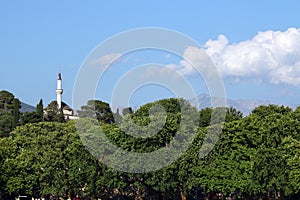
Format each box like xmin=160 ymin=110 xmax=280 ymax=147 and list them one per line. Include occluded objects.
xmin=1 ymin=1 xmax=300 ymax=109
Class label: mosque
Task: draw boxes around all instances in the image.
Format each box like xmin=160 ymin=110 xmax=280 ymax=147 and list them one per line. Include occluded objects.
xmin=55 ymin=72 xmax=79 ymax=120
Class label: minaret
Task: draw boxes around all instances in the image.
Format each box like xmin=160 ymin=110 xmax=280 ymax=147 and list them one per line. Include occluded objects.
xmin=56 ymin=72 xmax=63 ymax=109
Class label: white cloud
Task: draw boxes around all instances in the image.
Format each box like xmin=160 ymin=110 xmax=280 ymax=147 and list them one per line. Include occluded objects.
xmin=269 ymin=61 xmax=300 ymax=85
xmin=89 ymin=53 xmax=122 ymax=69
xmin=170 ymin=28 xmax=300 ymax=86
xmin=205 ymin=27 xmax=300 ymax=85
xmin=166 ymin=46 xmax=217 ymax=78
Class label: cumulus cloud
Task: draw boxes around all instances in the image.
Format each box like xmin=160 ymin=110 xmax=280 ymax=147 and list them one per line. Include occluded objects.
xmin=171 ymin=28 xmax=300 ymax=86
xmin=166 ymin=46 xmax=217 ymax=78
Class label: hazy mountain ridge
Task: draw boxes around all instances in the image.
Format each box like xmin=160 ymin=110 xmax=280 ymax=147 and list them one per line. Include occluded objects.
xmin=20 ymin=102 xmax=35 ymax=113
xmin=190 ymin=94 xmax=276 ymax=116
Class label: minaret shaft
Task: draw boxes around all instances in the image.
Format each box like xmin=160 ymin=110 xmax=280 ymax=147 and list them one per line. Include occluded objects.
xmin=56 ymin=72 xmax=63 ymax=109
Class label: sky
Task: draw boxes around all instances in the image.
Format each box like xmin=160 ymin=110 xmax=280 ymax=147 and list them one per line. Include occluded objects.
xmin=1 ymin=1 xmax=300 ymax=109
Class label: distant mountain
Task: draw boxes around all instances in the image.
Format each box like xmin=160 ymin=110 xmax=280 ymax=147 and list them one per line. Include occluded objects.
xmin=189 ymin=94 xmax=273 ymax=116
xmin=20 ymin=102 xmax=35 ymax=113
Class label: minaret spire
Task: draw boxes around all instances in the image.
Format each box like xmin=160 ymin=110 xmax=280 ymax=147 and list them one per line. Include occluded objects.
xmin=56 ymin=71 xmax=63 ymax=109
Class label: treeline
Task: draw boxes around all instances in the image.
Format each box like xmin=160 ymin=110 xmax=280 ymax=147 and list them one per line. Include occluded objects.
xmin=0 ymin=90 xmax=67 ymax=137
xmin=1 ymin=90 xmax=300 ymax=199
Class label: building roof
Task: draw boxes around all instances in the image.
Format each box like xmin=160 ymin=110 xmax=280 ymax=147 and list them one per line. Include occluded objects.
xmin=61 ymin=101 xmax=73 ymax=111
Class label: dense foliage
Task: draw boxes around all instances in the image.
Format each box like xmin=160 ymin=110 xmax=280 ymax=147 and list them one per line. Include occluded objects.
xmin=0 ymin=90 xmax=21 ymax=137
xmin=77 ymin=100 xmax=115 ymax=124
xmin=1 ymin=93 xmax=300 ymax=199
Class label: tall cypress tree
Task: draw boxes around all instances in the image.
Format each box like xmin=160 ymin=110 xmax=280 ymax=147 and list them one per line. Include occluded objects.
xmin=36 ymin=99 xmax=44 ymax=121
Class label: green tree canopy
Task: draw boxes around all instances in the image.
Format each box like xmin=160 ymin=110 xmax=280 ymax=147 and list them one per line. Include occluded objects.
xmin=0 ymin=90 xmax=21 ymax=137
xmin=1 ymin=121 xmax=100 ymax=199
xmin=251 ymin=104 xmax=292 ymax=117
xmin=77 ymin=100 xmax=114 ymax=124
xmin=0 ymin=90 xmax=15 ymax=112
xmin=44 ymin=101 xmax=64 ymax=122
xmin=2 ymin=99 xmax=300 ymax=199
xmin=199 ymin=107 xmax=243 ymax=127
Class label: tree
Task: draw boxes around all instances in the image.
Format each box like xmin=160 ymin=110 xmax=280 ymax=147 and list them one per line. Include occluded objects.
xmin=251 ymin=104 xmax=292 ymax=117
xmin=0 ymin=90 xmax=21 ymax=137
xmin=2 ymin=121 xmax=100 ymax=199
xmin=283 ymin=137 xmax=300 ymax=198
xmin=12 ymin=98 xmax=21 ymax=128
xmin=0 ymin=135 xmax=16 ymax=199
xmin=199 ymin=116 xmax=258 ymax=198
xmin=199 ymin=107 xmax=212 ymax=127
xmin=199 ymin=107 xmax=243 ymax=127
xmin=250 ymin=113 xmax=293 ymax=199
xmin=0 ymin=90 xmax=15 ymax=112
xmin=20 ymin=112 xmax=41 ymax=125
xmin=225 ymin=106 xmax=243 ymax=122
xmin=44 ymin=101 xmax=64 ymax=122
xmin=0 ymin=112 xmax=13 ymax=137
xmin=134 ymin=98 xmax=183 ymax=118
xmin=36 ymin=99 xmax=43 ymax=121
xmin=77 ymin=100 xmax=114 ymax=124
